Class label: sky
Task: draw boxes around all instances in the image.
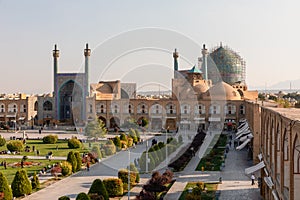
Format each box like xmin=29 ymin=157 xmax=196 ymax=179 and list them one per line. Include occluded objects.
xmin=0 ymin=0 xmax=300 ymax=94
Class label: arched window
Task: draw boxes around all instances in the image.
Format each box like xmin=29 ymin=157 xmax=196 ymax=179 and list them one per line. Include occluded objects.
xmin=8 ymin=103 xmax=17 ymax=112
xmin=294 ymin=135 xmax=300 ymax=174
xmin=0 ymin=104 xmax=5 ymax=113
xmin=166 ymin=103 xmax=176 ymax=114
xmin=114 ymin=105 xmax=119 ymax=114
xmin=34 ymin=101 xmax=38 ymax=111
xmin=89 ymin=104 xmax=93 ymax=113
xmin=128 ymin=104 xmax=132 ymax=114
xmin=151 ymin=104 xmax=162 ymax=114
xmin=283 ymin=130 xmax=289 ymax=161
xmin=181 ymin=104 xmax=190 ymax=114
xmin=138 ymin=103 xmax=148 ymax=114
xmin=225 ymin=103 xmax=236 ymax=115
xmin=43 ymin=101 xmax=52 ymax=111
xmin=209 ymin=104 xmax=220 ymax=114
xmin=21 ymin=104 xmax=26 ymax=113
xmin=194 ymin=104 xmax=205 ymax=115
xmin=240 ymin=104 xmax=245 ymax=115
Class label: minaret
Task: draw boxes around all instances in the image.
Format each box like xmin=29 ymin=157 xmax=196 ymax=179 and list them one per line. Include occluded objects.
xmin=173 ymin=48 xmax=179 ymax=78
xmin=53 ymin=44 xmax=59 ymax=96
xmin=84 ymin=43 xmax=91 ymax=97
xmin=201 ymin=44 xmax=209 ymax=81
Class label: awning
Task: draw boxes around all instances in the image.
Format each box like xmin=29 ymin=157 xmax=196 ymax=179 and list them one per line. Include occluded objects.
xmin=236 ymin=129 xmax=251 ymax=139
xmin=245 ymin=161 xmax=265 ymax=174
xmin=209 ymin=117 xmax=221 ymax=122
xmin=180 ymin=120 xmax=191 ymax=124
xmin=264 ymin=176 xmax=274 ymax=189
xmin=194 ymin=117 xmax=205 ymax=121
xmin=239 ymin=133 xmax=254 ymax=142
xmin=0 ymin=114 xmax=4 ymax=117
xmin=272 ymin=190 xmax=279 ymax=200
xmin=236 ymin=138 xmax=251 ymax=150
xmin=19 ymin=117 xmax=25 ymax=120
xmin=6 ymin=114 xmax=16 ymax=118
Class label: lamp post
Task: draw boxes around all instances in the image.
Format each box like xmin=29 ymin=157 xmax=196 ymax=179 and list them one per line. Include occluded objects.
xmin=128 ymin=148 xmax=130 ymax=200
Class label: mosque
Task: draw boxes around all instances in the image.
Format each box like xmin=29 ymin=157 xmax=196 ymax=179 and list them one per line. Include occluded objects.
xmin=34 ymin=43 xmax=258 ymax=131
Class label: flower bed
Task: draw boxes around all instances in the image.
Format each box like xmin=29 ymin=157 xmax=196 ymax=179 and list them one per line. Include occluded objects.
xmin=179 ymin=182 xmax=218 ymax=200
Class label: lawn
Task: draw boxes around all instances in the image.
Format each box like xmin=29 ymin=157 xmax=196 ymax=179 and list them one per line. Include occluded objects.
xmin=179 ymin=182 xmax=218 ymax=200
xmin=0 ymin=139 xmax=107 ymax=157
xmin=0 ymin=158 xmax=61 ymax=184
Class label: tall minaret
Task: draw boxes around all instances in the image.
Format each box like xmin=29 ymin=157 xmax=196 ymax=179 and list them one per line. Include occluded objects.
xmin=173 ymin=48 xmax=179 ymax=78
xmin=201 ymin=44 xmax=209 ymax=81
xmin=53 ymin=44 xmax=59 ymax=96
xmin=84 ymin=43 xmax=91 ymax=97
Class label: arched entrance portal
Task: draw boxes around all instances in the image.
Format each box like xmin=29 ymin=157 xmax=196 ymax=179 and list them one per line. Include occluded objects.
xmin=166 ymin=118 xmax=176 ymax=131
xmin=58 ymin=80 xmax=84 ymax=124
xmin=110 ymin=117 xmax=120 ymax=129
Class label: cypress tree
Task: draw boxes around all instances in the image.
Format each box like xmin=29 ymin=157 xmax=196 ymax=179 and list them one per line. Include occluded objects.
xmin=31 ymin=172 xmax=40 ymax=189
xmin=74 ymin=151 xmax=82 ymax=172
xmin=67 ymin=151 xmax=77 ymax=173
xmin=0 ymin=171 xmax=13 ymax=200
xmin=11 ymin=169 xmax=32 ymax=197
xmin=76 ymin=192 xmax=90 ymax=200
xmin=88 ymin=179 xmax=109 ymax=200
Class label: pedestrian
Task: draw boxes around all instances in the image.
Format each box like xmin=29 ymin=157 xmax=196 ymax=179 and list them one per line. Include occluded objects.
xmin=37 ymin=149 xmax=40 ymax=156
xmin=3 ymin=160 xmax=7 ymax=169
xmin=21 ymin=160 xmax=24 ymax=168
xmin=191 ymin=147 xmax=195 ymax=156
xmin=86 ymin=161 xmax=90 ymax=171
xmin=251 ymin=174 xmax=255 ymax=185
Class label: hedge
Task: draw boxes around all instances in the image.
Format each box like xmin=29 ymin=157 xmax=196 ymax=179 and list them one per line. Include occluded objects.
xmin=67 ymin=151 xmax=77 ymax=173
xmin=68 ymin=138 xmax=82 ymax=149
xmin=88 ymin=179 xmax=109 ymax=200
xmin=11 ymin=169 xmax=32 ymax=197
xmin=61 ymin=161 xmax=72 ymax=176
xmin=76 ymin=192 xmax=91 ymax=200
xmin=118 ymin=169 xmax=136 ymax=190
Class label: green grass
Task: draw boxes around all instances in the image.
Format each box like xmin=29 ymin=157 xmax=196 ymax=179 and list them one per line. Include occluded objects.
xmin=0 ymin=139 xmax=107 ymax=157
xmin=0 ymin=158 xmax=61 ymax=184
xmin=179 ymin=182 xmax=218 ymax=200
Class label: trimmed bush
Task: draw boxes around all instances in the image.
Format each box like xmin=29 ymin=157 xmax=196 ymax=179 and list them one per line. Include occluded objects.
xmin=135 ymin=129 xmax=141 ymax=141
xmin=68 ymin=138 xmax=82 ymax=149
xmin=67 ymin=151 xmax=77 ymax=173
xmin=31 ymin=172 xmax=40 ymax=189
xmin=112 ymin=136 xmax=121 ymax=149
xmin=88 ymin=179 xmax=109 ymax=200
xmin=103 ymin=143 xmax=116 ymax=156
xmin=118 ymin=169 xmax=136 ymax=190
xmin=58 ymin=196 xmax=71 ymax=200
xmin=11 ymin=169 xmax=32 ymax=197
xmin=139 ymin=151 xmax=155 ymax=172
xmin=74 ymin=151 xmax=82 ymax=171
xmin=103 ymin=178 xmax=123 ymax=197
xmin=0 ymin=135 xmax=6 ymax=147
xmin=120 ymin=133 xmax=127 ymax=142
xmin=127 ymin=137 xmax=133 ymax=147
xmin=91 ymin=145 xmax=102 ymax=159
xmin=88 ymin=194 xmax=104 ymax=200
xmin=61 ymin=161 xmax=72 ymax=176
xmin=0 ymin=171 xmax=13 ymax=200
xmin=42 ymin=134 xmax=58 ymax=144
xmin=129 ymin=129 xmax=138 ymax=143
xmin=6 ymin=140 xmax=24 ymax=152
xmin=76 ymin=192 xmax=91 ymax=200
xmin=129 ymin=163 xmax=140 ymax=183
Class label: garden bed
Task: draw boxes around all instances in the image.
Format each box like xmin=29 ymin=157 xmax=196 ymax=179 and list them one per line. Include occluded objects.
xmin=179 ymin=182 xmax=218 ymax=200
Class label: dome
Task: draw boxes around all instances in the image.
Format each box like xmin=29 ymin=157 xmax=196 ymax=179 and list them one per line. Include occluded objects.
xmin=194 ymin=84 xmax=209 ymax=94
xmin=209 ymin=45 xmax=246 ymax=85
xmin=202 ymin=81 xmax=242 ymax=100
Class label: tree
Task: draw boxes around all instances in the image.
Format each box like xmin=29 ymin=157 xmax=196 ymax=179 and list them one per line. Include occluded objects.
xmin=0 ymin=171 xmax=13 ymax=200
xmin=76 ymin=192 xmax=91 ymax=200
xmin=88 ymin=179 xmax=109 ymax=200
xmin=67 ymin=151 xmax=77 ymax=173
xmin=85 ymin=119 xmax=107 ymax=139
xmin=74 ymin=151 xmax=82 ymax=172
xmin=58 ymin=196 xmax=71 ymax=200
xmin=11 ymin=169 xmax=32 ymax=197
xmin=0 ymin=135 xmax=6 ymax=147
xmin=31 ymin=172 xmax=40 ymax=189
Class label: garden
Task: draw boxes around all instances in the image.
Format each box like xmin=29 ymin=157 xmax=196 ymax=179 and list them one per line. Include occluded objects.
xmin=179 ymin=182 xmax=218 ymax=200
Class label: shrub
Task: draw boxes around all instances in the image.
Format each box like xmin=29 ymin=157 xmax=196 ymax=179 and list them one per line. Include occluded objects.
xmin=129 ymin=129 xmax=138 ymax=143
xmin=167 ymin=137 xmax=173 ymax=144
xmin=11 ymin=169 xmax=32 ymax=197
xmin=61 ymin=161 xmax=72 ymax=176
xmin=127 ymin=137 xmax=133 ymax=147
xmin=112 ymin=136 xmax=121 ymax=149
xmin=157 ymin=141 xmax=165 ymax=149
xmin=103 ymin=143 xmax=116 ymax=156
xmin=31 ymin=172 xmax=40 ymax=189
xmin=88 ymin=179 xmax=109 ymax=200
xmin=0 ymin=135 xmax=6 ymax=147
xmin=68 ymin=138 xmax=82 ymax=149
xmin=74 ymin=151 xmax=82 ymax=171
xmin=6 ymin=140 xmax=24 ymax=152
xmin=186 ymin=193 xmax=200 ymax=200
xmin=120 ymin=133 xmax=127 ymax=143
xmin=58 ymin=196 xmax=71 ymax=200
xmin=91 ymin=145 xmax=102 ymax=159
xmin=129 ymin=163 xmax=140 ymax=183
xmin=118 ymin=169 xmax=136 ymax=190
xmin=0 ymin=171 xmax=13 ymax=200
xmin=42 ymin=134 xmax=58 ymax=144
xmin=135 ymin=129 xmax=141 ymax=141
xmin=88 ymin=193 xmax=104 ymax=200
xmin=76 ymin=192 xmax=91 ymax=200
xmin=67 ymin=151 xmax=77 ymax=173
xmin=103 ymin=178 xmax=123 ymax=197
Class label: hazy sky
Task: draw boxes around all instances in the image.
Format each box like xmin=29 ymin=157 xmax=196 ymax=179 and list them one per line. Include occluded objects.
xmin=0 ymin=0 xmax=299 ymax=94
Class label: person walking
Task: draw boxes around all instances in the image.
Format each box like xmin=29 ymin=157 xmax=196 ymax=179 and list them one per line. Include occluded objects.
xmin=251 ymin=174 xmax=255 ymax=185
xmin=3 ymin=160 xmax=7 ymax=169
xmin=86 ymin=161 xmax=90 ymax=171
